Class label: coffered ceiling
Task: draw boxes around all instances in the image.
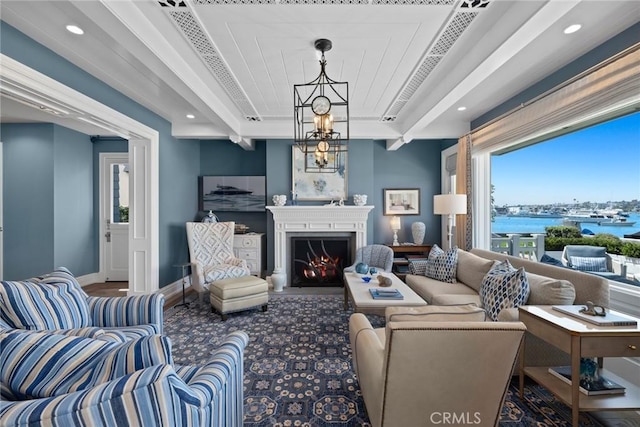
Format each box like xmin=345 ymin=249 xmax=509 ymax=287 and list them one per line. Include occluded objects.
xmin=1 ymin=0 xmax=638 ymax=149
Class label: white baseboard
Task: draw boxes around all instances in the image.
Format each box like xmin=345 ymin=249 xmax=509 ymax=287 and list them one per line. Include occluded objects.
xmin=77 ymin=273 xmax=101 ymax=287
xmin=159 ymin=275 xmax=193 ymax=302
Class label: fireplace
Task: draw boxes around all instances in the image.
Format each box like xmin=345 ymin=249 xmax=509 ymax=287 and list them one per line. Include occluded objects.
xmin=266 ymin=206 xmax=373 ymax=288
xmin=291 ymin=237 xmax=351 ymax=287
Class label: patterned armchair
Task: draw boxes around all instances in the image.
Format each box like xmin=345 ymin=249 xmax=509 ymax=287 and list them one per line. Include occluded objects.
xmin=186 ymin=222 xmax=251 ymax=293
xmin=0 ymin=329 xmax=248 ymax=427
xmin=0 ymin=267 xmax=164 ymax=341
xmin=344 ymin=244 xmax=394 ymax=273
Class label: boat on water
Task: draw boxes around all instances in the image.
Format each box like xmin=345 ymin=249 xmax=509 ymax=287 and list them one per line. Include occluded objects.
xmin=209 ymin=185 xmax=253 ymax=195
xmin=598 ymin=215 xmax=636 ymax=227
xmin=564 ymin=213 xmax=610 ymax=223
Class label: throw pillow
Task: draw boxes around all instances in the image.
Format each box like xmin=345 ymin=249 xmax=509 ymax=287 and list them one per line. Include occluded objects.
xmin=479 ymin=260 xmax=530 ymax=321
xmin=456 ymin=250 xmax=495 ymax=292
xmin=0 ymin=269 xmax=91 ymax=330
xmin=425 ymin=244 xmax=458 ymax=283
xmin=525 ymin=272 xmax=576 ymax=305
xmin=408 ymin=259 xmax=429 ymax=276
xmin=539 ymin=253 xmax=564 ymax=267
xmin=569 ymin=256 xmax=608 ymax=272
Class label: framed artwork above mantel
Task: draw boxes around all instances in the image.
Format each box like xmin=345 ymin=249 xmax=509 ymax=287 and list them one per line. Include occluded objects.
xmin=292 ymin=147 xmax=347 ymax=201
xmin=383 ymin=188 xmax=420 ymax=215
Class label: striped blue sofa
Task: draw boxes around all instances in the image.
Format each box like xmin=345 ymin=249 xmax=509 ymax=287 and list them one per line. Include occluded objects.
xmin=0 ymin=329 xmax=248 ymax=427
xmin=0 ymin=267 xmax=164 ymax=341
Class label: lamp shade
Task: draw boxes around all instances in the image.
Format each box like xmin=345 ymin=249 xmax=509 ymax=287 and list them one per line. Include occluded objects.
xmin=433 ymin=194 xmax=467 ymax=215
xmin=390 ymin=216 xmax=401 ymax=231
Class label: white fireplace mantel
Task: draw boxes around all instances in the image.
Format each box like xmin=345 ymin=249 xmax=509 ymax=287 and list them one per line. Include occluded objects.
xmin=266 ymin=205 xmax=374 ymax=286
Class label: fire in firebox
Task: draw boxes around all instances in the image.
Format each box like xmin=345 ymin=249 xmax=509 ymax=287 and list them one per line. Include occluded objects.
xmin=291 ymin=238 xmax=350 ymax=287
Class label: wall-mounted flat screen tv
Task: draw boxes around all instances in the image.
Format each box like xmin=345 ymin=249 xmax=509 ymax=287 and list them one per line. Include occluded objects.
xmin=199 ymin=176 xmax=266 ymax=212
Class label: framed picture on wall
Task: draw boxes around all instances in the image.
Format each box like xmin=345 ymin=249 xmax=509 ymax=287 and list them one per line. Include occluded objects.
xmin=383 ymin=188 xmax=420 ymax=215
xmin=198 ymin=176 xmax=266 ymax=212
xmin=292 ymin=147 xmax=347 ymax=200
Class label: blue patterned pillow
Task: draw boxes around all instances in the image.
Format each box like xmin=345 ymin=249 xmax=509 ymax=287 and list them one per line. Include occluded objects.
xmin=479 ymin=260 xmax=530 ymax=321
xmin=569 ymin=256 xmax=607 ymax=272
xmin=0 ymin=268 xmax=91 ymax=330
xmin=408 ymin=260 xmax=429 ymax=276
xmin=425 ymin=245 xmax=458 ymax=283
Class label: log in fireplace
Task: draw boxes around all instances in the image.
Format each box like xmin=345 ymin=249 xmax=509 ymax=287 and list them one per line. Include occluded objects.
xmin=290 ymin=237 xmax=351 ymax=287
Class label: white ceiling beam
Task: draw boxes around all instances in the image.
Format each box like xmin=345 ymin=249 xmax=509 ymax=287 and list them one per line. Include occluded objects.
xmin=386 ymin=137 xmax=411 ymax=151
xmin=230 ymin=135 xmax=254 ymax=151
xmin=98 ymin=0 xmax=242 ymax=137
xmin=399 ymin=0 xmax=582 ymax=141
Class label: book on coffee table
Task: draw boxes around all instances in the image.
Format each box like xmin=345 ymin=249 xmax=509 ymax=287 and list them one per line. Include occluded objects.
xmin=548 ymin=366 xmax=626 ymax=395
xmin=369 ymin=288 xmax=404 ymax=300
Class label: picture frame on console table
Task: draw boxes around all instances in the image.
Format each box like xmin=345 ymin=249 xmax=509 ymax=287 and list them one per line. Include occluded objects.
xmin=292 ymin=147 xmax=347 ymax=201
xmin=383 ymin=188 xmax=420 ymax=215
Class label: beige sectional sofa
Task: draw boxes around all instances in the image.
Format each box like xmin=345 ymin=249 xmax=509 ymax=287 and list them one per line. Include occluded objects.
xmin=404 ymin=248 xmax=610 ymax=366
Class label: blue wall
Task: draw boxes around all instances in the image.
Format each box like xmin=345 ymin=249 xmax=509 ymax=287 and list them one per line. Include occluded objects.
xmin=53 ymin=126 xmax=94 ymax=275
xmin=1 ymin=123 xmax=95 ymax=278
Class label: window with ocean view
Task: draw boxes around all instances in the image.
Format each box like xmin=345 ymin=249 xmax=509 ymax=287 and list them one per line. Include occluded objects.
xmin=490 ymin=111 xmax=640 ymax=290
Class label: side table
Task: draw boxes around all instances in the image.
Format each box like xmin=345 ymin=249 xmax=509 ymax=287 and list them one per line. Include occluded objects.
xmin=386 ymin=244 xmax=432 ymax=280
xmin=174 ymin=262 xmax=192 ymax=308
xmin=518 ymin=305 xmax=640 ymax=426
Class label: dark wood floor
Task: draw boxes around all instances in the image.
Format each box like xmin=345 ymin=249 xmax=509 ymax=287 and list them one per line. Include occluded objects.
xmin=83 ymin=282 xmax=195 ymax=309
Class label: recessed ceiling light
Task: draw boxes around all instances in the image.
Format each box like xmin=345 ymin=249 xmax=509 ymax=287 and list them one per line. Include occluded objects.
xmin=457 ymin=106 xmax=467 ymax=111
xmin=564 ymin=24 xmax=582 ymax=35
xmin=66 ymin=25 xmax=84 ymax=35
xmin=186 ymin=114 xmax=195 ymax=119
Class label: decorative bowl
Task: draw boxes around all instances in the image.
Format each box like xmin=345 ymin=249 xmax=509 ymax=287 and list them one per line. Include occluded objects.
xmin=362 ymin=276 xmax=372 ymax=283
xmin=355 ymin=262 xmax=369 ymax=275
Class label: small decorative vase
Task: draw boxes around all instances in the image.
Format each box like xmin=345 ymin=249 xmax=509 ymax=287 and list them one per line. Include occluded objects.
xmin=272 ymin=195 xmax=287 ymax=206
xmin=271 ymin=268 xmax=286 ymax=292
xmin=353 ymin=194 xmax=367 ymax=206
xmin=411 ymin=221 xmax=426 ymax=245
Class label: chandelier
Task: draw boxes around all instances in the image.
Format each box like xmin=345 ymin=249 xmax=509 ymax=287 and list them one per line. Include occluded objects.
xmin=294 ymin=39 xmax=349 ymax=173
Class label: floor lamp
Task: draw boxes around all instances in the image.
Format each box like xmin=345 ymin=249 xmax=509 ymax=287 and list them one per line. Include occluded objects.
xmin=434 ymin=194 xmax=467 ymax=250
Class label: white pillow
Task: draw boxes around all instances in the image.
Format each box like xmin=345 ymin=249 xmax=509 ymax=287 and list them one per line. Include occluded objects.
xmin=569 ymin=256 xmax=607 ymax=272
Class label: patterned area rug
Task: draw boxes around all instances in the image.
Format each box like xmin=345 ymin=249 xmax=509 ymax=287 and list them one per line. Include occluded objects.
xmin=164 ymin=294 xmax=605 ymax=426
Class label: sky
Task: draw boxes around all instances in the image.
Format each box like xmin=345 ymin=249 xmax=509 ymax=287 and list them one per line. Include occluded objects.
xmin=491 ymin=111 xmax=640 ymax=206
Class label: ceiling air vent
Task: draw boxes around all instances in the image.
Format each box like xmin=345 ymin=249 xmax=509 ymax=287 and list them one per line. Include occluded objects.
xmin=192 ymin=0 xmax=276 ymax=4
xmin=165 ymin=10 xmax=260 ymax=119
xmin=158 ymin=1 xmax=187 ymax=7
xmin=373 ymin=0 xmax=453 ymax=5
xmin=460 ymin=0 xmax=490 ymax=8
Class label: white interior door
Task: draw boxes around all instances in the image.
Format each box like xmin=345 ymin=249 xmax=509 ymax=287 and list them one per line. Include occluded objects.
xmin=101 ymin=153 xmax=129 ymax=281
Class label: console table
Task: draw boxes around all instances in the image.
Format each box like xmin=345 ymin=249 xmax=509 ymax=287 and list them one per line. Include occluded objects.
xmin=386 ymin=244 xmax=431 ymax=280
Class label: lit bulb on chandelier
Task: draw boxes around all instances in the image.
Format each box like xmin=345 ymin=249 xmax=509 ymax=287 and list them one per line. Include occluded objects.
xmin=313 ymin=114 xmax=333 ymax=138
xmin=315 ymin=140 xmax=329 ymax=167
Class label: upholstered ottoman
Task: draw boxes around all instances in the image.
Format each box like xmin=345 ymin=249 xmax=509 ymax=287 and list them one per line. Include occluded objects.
xmin=209 ymin=276 xmax=268 ymax=320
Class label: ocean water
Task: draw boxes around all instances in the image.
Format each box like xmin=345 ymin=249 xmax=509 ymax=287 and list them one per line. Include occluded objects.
xmin=202 ymin=194 xmax=265 ymax=212
xmin=491 ymin=213 xmax=640 ymax=238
